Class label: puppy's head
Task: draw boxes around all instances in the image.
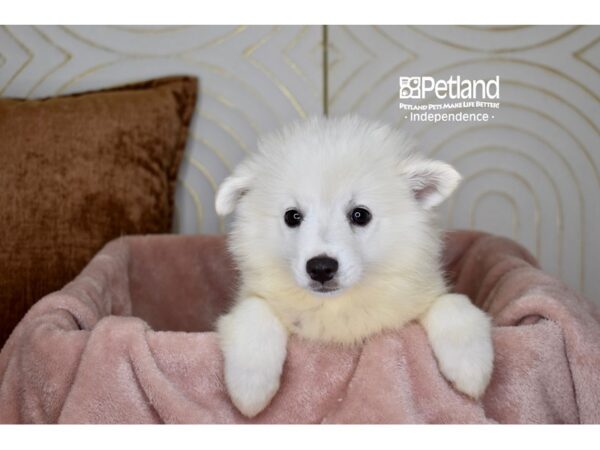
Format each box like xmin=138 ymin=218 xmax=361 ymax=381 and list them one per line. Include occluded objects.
xmin=215 ymin=116 xmax=460 ymax=298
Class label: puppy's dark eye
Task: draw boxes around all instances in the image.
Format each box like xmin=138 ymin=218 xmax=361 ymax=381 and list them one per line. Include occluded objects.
xmin=284 ymin=209 xmax=303 ymax=227
xmin=349 ymin=207 xmax=372 ymax=226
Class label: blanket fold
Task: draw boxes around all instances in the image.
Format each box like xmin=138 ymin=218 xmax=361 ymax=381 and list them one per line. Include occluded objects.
xmin=1 ymin=231 xmax=599 ymax=423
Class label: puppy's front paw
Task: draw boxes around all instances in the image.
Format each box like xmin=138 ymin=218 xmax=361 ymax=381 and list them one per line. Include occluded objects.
xmin=224 ymin=362 xmax=282 ymax=417
xmin=430 ymin=324 xmax=493 ymax=399
xmin=217 ymin=297 xmax=288 ymax=417
xmin=421 ymin=293 xmax=494 ymax=399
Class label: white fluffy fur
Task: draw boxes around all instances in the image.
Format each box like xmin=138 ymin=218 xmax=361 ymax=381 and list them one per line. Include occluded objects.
xmin=419 ymin=293 xmax=493 ymax=398
xmin=217 ymin=297 xmax=287 ymax=417
xmin=215 ymin=116 xmax=494 ymax=416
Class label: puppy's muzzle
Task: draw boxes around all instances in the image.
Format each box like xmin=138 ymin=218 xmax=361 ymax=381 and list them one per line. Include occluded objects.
xmin=306 ymin=256 xmax=338 ymax=284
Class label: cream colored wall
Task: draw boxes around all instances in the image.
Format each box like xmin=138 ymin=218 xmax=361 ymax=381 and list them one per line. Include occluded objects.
xmin=1 ymin=25 xmax=599 ymax=303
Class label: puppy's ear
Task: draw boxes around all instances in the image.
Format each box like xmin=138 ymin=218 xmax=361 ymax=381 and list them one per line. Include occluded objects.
xmin=400 ymin=158 xmax=461 ymax=210
xmin=215 ymin=163 xmax=254 ymax=216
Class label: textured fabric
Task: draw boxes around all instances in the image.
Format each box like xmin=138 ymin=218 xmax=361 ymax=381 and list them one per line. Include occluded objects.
xmin=1 ymin=230 xmax=599 ymax=424
xmin=0 ymin=76 xmax=198 ymax=344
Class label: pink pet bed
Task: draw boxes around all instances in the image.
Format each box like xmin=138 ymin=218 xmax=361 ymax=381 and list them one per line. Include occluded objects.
xmin=1 ymin=231 xmax=599 ymax=423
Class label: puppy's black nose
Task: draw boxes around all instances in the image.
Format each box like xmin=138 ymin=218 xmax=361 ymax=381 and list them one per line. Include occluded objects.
xmin=306 ymin=256 xmax=338 ymax=283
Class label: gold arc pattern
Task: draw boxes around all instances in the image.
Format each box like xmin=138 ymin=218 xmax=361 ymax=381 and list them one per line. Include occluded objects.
xmin=283 ymin=26 xmax=320 ymax=99
xmin=243 ymin=26 xmax=308 ymax=118
xmin=469 ymin=191 xmax=520 ymax=237
xmin=428 ymin=123 xmax=586 ymax=289
xmin=408 ymin=25 xmax=581 ymax=54
xmin=1 ymin=26 xmax=33 ymax=94
xmin=452 ymin=145 xmax=567 ymax=281
xmin=573 ymin=36 xmax=600 ymax=76
xmin=26 ymin=26 xmax=72 ymax=97
xmin=177 ymin=177 xmax=204 ymax=234
xmin=345 ymin=26 xmax=418 ymax=112
xmin=60 ymin=25 xmax=248 ymax=57
xmin=447 ymin=167 xmax=542 ymax=259
xmin=328 ymin=26 xmax=377 ymax=107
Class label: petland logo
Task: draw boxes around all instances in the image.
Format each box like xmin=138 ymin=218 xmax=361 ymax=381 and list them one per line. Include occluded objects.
xmin=399 ymin=76 xmax=500 ymax=100
xmin=399 ymin=76 xmax=501 ymax=123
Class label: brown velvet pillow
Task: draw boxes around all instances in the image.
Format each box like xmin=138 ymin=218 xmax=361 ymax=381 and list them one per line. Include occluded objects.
xmin=0 ymin=76 xmax=198 ymax=345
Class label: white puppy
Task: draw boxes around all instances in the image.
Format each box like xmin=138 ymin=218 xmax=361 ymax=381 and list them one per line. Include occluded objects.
xmin=215 ymin=116 xmax=493 ymax=417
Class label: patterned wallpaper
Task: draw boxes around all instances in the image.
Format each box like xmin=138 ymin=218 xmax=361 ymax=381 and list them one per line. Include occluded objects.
xmin=327 ymin=26 xmax=600 ymax=301
xmin=1 ymin=25 xmax=599 ymax=302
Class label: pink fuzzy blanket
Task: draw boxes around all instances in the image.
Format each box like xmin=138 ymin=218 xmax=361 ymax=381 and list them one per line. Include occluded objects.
xmin=1 ymin=231 xmax=599 ymax=423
